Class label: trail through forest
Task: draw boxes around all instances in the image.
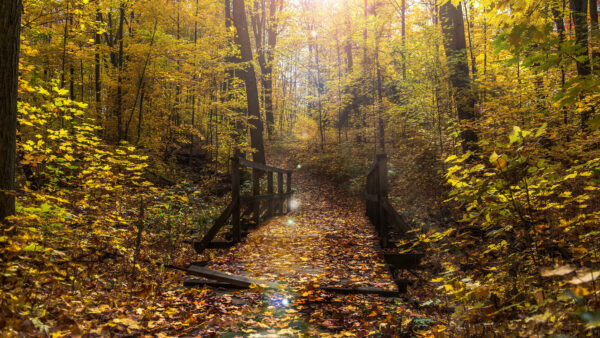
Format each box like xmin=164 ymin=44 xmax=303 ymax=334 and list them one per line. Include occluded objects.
xmin=186 ymin=168 xmax=426 ymax=336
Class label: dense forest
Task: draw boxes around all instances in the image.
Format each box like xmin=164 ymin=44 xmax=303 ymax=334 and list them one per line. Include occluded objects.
xmin=2 ymin=0 xmax=600 ymax=336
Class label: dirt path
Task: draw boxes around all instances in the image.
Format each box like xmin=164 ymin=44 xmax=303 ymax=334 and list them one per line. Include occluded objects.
xmin=190 ymin=170 xmax=407 ymax=336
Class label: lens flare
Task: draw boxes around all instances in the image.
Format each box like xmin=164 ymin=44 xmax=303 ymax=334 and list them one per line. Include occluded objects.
xmin=269 ymin=294 xmax=291 ymax=309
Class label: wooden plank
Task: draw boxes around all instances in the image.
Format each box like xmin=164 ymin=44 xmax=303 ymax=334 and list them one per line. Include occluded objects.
xmin=376 ymin=154 xmax=388 ymax=195
xmin=238 ymin=157 xmax=292 ymax=174
xmin=241 ymin=192 xmax=292 ymax=203
xmin=384 ymin=253 xmax=425 ymax=270
xmin=232 ymin=157 xmax=241 ymax=243
xmin=186 ymin=265 xmax=264 ymax=288
xmin=365 ymin=162 xmax=378 ymax=177
xmin=286 ymin=172 xmax=292 ymax=213
xmin=365 ymin=193 xmax=379 ymax=202
xmin=381 ymin=198 xmax=411 ymax=233
xmin=320 ymin=286 xmax=399 ymax=297
xmin=277 ymin=172 xmax=284 ymax=215
xmin=194 ymin=201 xmax=236 ymax=254
xmin=252 ymin=169 xmax=260 ymax=228
xmin=267 ymin=171 xmax=274 ymax=218
xmin=183 ymin=279 xmax=247 ymax=289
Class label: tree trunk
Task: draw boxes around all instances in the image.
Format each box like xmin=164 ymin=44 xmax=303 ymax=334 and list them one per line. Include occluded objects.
xmin=345 ymin=14 xmax=353 ymax=72
xmin=232 ymin=0 xmax=266 ymax=164
xmin=95 ymin=7 xmax=102 ymax=114
xmin=374 ymin=5 xmax=385 ymax=153
xmin=439 ymin=1 xmax=478 ymax=152
xmin=463 ymin=2 xmax=477 ymax=77
xmin=401 ymin=0 xmax=406 ymax=80
xmin=571 ymin=0 xmax=591 ymax=76
xmin=116 ymin=5 xmax=125 ymax=140
xmin=553 ymin=1 xmax=568 ymax=125
xmin=589 ymin=0 xmax=599 ymax=69
xmin=251 ymin=0 xmax=281 ymax=140
xmin=0 ymin=0 xmax=21 ymax=221
xmin=570 ymin=0 xmax=593 ymax=128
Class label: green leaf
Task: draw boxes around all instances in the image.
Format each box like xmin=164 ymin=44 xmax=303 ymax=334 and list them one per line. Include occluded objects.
xmin=509 ymin=126 xmax=522 ymax=144
xmin=23 ymin=243 xmax=43 ymax=252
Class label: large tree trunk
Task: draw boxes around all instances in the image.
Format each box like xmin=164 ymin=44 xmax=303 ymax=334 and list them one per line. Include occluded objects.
xmin=570 ymin=0 xmax=593 ymax=128
xmin=571 ymin=0 xmax=591 ymax=76
xmin=251 ymin=0 xmax=281 ymax=140
xmin=439 ymin=1 xmax=478 ymax=152
xmin=232 ymin=0 xmax=266 ymax=164
xmin=0 ymin=0 xmax=21 ymax=222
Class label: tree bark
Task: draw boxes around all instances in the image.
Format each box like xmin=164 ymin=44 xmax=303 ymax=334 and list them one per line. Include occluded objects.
xmin=0 ymin=0 xmax=21 ymax=221
xmin=571 ymin=0 xmax=591 ymax=76
xmin=401 ymin=0 xmax=406 ymax=80
xmin=553 ymin=1 xmax=568 ymax=125
xmin=232 ymin=0 xmax=266 ymax=164
xmin=345 ymin=14 xmax=353 ymax=72
xmin=251 ymin=0 xmax=281 ymax=140
xmin=116 ymin=5 xmax=125 ymax=140
xmin=95 ymin=6 xmax=102 ymax=115
xmin=439 ymin=1 xmax=478 ymax=152
xmin=570 ymin=0 xmax=593 ymax=128
xmin=589 ymin=0 xmax=599 ymax=69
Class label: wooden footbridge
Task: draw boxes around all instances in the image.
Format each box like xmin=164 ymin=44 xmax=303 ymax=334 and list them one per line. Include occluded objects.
xmin=174 ymin=154 xmax=424 ymax=294
xmin=193 ymin=156 xmax=294 ymax=254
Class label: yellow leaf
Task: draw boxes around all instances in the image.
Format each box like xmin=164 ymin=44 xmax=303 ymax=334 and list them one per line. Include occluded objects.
xmin=113 ymin=317 xmax=141 ymax=330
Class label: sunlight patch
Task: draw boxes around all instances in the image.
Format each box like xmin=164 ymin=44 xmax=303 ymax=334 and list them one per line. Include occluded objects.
xmin=287 ymin=218 xmax=295 ymax=226
xmin=289 ymin=198 xmax=300 ymax=211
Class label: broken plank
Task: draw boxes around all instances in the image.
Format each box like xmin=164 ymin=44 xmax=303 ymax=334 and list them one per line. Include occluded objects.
xmin=183 ymin=279 xmax=247 ymax=290
xmin=320 ymin=286 xmax=400 ymax=297
xmin=186 ymin=265 xmax=263 ymax=288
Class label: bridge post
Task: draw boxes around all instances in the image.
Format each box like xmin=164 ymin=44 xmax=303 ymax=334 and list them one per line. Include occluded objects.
xmin=232 ymin=157 xmax=241 ymax=243
xmin=376 ymin=154 xmax=388 ymax=248
xmin=267 ymin=171 xmax=274 ymax=218
xmin=277 ymin=172 xmax=284 ymax=215
xmin=286 ymin=172 xmax=292 ymax=213
xmin=252 ymin=168 xmax=260 ymax=228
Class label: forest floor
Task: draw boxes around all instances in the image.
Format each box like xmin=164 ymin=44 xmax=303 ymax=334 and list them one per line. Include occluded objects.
xmin=46 ymin=155 xmax=446 ymax=337
xmin=171 ymin=168 xmax=443 ymax=337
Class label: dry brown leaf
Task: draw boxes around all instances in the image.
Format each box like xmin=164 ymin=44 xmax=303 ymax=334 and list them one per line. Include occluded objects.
xmin=540 ymin=265 xmax=576 ymax=277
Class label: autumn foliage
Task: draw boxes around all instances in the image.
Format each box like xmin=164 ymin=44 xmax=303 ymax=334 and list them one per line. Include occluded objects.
xmin=2 ymin=0 xmax=600 ymax=336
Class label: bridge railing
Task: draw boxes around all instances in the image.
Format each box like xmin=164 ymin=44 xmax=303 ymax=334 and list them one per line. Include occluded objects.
xmin=365 ymin=154 xmax=410 ymax=248
xmin=194 ymin=157 xmax=293 ymax=254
